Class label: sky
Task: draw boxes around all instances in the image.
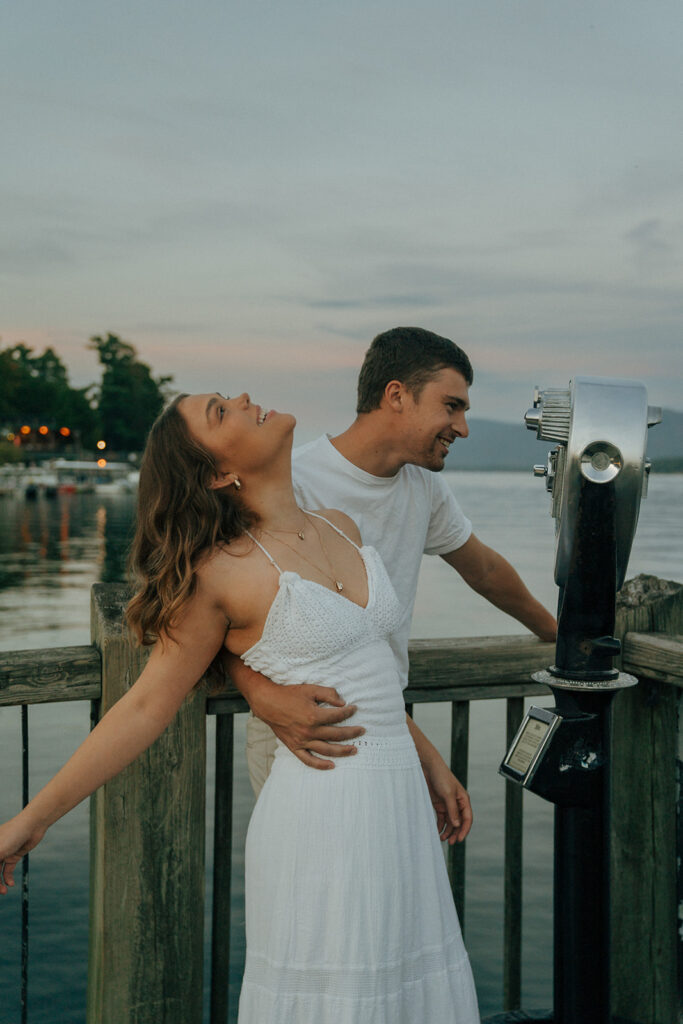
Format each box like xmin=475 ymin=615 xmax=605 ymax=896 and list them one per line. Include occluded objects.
xmin=2 ymin=0 xmax=682 ymax=442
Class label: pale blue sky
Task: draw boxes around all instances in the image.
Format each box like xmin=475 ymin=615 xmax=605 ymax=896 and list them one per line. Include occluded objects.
xmin=2 ymin=0 xmax=682 ymax=441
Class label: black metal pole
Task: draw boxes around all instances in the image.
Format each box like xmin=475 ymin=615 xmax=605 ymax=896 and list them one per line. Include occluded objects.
xmin=549 ymin=478 xmax=619 ymax=1024
xmin=210 ymin=714 xmax=234 ymax=1024
xmin=21 ymin=704 xmax=29 ymax=1024
xmin=549 ymin=689 xmax=613 ymax=1024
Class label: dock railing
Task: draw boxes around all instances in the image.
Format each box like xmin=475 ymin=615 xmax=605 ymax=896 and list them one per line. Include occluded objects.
xmin=1 ymin=576 xmax=681 ymax=1024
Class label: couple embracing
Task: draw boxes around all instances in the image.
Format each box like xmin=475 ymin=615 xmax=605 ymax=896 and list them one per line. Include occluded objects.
xmin=0 ymin=326 xmax=555 ymax=1023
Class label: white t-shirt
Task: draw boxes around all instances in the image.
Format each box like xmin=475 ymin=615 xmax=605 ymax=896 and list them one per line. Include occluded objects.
xmin=292 ymin=435 xmax=472 ymax=690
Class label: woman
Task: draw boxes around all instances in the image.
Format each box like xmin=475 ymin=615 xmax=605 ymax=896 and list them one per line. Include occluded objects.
xmin=0 ymin=392 xmax=480 ymax=1023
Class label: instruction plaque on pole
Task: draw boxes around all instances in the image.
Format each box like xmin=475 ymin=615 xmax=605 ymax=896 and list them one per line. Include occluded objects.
xmin=499 ymin=706 xmax=562 ymax=786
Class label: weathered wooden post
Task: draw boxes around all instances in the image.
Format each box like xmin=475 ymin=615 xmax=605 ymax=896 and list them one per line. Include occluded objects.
xmin=88 ymin=584 xmax=207 ymax=1024
xmin=611 ymin=574 xmax=683 ymax=1024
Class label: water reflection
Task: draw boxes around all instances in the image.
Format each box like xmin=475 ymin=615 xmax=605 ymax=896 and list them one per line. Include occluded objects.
xmin=0 ymin=492 xmax=136 ymax=650
xmin=2 ymin=472 xmax=681 ymax=649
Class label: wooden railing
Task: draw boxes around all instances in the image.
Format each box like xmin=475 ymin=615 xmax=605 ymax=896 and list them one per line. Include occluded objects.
xmin=1 ymin=578 xmax=681 ymax=1024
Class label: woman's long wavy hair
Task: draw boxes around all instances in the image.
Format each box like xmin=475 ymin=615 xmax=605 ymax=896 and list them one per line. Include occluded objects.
xmin=126 ymin=394 xmax=255 ymax=645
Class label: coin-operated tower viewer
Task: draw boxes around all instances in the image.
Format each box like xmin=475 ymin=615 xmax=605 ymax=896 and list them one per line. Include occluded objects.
xmin=500 ymin=376 xmax=661 ymax=1024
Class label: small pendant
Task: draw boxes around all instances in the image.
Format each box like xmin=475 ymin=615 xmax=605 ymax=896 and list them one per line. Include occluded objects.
xmin=297 ymin=531 xmax=305 ymax=540
xmin=335 ymin=580 xmax=344 ymax=592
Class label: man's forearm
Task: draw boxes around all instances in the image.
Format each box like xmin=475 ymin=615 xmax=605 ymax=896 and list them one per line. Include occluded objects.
xmin=226 ymin=653 xmax=279 ymax=716
xmin=442 ymin=535 xmax=557 ymax=641
xmin=471 ymin=556 xmax=556 ymax=640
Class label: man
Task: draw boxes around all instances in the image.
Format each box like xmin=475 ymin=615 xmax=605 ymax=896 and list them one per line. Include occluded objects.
xmin=228 ymin=327 xmax=556 ymax=843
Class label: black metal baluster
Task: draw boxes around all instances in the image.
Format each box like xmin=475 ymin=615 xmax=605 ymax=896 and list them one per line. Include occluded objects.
xmin=448 ymin=700 xmax=469 ymax=933
xmin=210 ymin=713 xmax=234 ymax=1024
xmin=21 ymin=704 xmax=29 ymax=1024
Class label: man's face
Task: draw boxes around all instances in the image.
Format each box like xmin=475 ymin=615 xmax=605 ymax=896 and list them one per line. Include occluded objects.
xmin=399 ymin=367 xmax=470 ymax=471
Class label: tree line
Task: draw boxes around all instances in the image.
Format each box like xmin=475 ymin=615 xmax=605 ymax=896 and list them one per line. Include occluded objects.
xmin=0 ymin=333 xmax=172 ymax=461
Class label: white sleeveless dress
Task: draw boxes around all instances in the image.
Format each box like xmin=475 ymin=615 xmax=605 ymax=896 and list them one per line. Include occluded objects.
xmin=238 ymin=514 xmax=480 ymax=1024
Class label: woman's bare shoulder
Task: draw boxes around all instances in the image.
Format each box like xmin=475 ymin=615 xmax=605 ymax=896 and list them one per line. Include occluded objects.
xmin=196 ymin=532 xmax=280 ymax=641
xmin=310 ymin=508 xmax=362 ymax=545
xmin=196 ymin=535 xmax=263 ymax=605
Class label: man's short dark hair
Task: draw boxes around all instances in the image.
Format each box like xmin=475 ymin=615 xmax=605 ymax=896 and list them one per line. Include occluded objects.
xmin=356 ymin=327 xmax=473 ymax=414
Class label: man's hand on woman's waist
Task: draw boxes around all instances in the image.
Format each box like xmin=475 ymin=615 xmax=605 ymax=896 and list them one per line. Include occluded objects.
xmin=225 ymin=653 xmax=365 ymax=770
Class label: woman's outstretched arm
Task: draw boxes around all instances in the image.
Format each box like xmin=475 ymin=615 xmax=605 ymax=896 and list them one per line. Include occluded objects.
xmin=0 ymin=583 xmax=228 ymax=895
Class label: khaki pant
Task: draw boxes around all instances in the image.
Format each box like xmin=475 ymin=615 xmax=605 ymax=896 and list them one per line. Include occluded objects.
xmin=245 ymin=714 xmax=277 ymax=797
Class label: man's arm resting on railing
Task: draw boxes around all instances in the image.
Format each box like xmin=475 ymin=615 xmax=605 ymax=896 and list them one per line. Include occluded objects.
xmin=226 ymin=653 xmax=366 ymax=770
xmin=442 ymin=534 xmax=557 ymax=642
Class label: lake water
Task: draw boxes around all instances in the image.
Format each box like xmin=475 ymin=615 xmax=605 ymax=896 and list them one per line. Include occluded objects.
xmin=1 ymin=471 xmax=681 ymax=1023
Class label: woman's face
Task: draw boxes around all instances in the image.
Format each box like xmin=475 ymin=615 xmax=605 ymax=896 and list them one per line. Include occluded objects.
xmin=179 ymin=392 xmax=295 ymax=475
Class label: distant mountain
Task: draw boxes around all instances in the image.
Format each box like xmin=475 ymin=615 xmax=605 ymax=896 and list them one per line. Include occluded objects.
xmin=446 ymin=408 xmax=683 ymax=472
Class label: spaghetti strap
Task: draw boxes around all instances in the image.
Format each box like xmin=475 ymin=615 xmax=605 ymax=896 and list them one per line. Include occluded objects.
xmin=305 ymin=510 xmax=362 ymax=550
xmin=245 ymin=531 xmax=284 ymax=574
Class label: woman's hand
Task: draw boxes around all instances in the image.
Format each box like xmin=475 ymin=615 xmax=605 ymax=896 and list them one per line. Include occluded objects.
xmin=422 ymin=758 xmax=473 ymax=845
xmin=406 ymin=714 xmax=473 ymax=844
xmin=0 ymin=813 xmax=46 ymax=895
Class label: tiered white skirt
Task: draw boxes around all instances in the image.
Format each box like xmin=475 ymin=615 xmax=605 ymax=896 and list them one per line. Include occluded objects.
xmin=238 ymin=732 xmax=480 ymax=1023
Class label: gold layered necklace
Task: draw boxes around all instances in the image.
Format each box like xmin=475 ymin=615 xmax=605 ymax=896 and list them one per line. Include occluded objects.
xmin=260 ymin=513 xmax=307 ymax=541
xmin=261 ymin=511 xmax=344 ymax=592
xmin=306 ymin=514 xmax=344 ymax=591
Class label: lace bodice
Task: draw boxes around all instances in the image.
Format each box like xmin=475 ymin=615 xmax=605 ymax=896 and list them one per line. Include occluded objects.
xmin=240 ymin=516 xmax=407 ymax=753
xmin=241 ymin=542 xmax=402 ymax=678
